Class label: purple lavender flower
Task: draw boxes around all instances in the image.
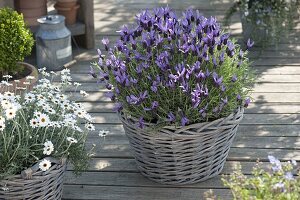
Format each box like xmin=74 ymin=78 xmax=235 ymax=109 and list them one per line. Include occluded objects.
xmin=244 ymin=97 xmax=251 ymax=108
xmin=167 ymin=112 xmax=176 ymax=122
xmin=273 ymin=182 xmax=285 ymax=191
xmin=113 ymin=102 xmax=123 ymax=112
xmin=285 ymin=172 xmax=294 ymax=180
xmin=246 ymin=38 xmax=254 ymax=50
xmin=212 ymin=72 xmax=223 ymax=87
xmin=138 ymin=117 xmax=145 ymax=129
xmin=89 ymin=66 xmax=97 ymax=78
xmin=231 ymin=75 xmax=237 ymax=82
xmin=181 ymin=116 xmax=189 ymax=126
xmin=237 ymin=94 xmax=242 ymax=101
xmin=105 ymin=92 xmax=115 ymax=101
xmin=101 ymin=38 xmax=110 ymax=51
xmin=126 ymin=94 xmax=140 ymax=105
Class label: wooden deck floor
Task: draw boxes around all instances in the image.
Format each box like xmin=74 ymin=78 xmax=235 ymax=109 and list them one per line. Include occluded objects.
xmin=61 ymin=0 xmax=300 ymax=199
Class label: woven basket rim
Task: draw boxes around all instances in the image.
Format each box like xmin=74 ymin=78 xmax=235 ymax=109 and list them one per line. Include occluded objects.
xmin=119 ymin=107 xmax=244 ymax=135
xmin=0 ymin=157 xmax=66 ymax=182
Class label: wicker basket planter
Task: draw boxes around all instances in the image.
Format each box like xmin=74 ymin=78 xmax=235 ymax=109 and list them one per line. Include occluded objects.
xmin=0 ymin=157 xmax=66 ymax=200
xmin=119 ymin=107 xmax=244 ymax=185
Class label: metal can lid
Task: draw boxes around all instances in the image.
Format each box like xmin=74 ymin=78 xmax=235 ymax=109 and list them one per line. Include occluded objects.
xmin=37 ymin=15 xmax=65 ymax=25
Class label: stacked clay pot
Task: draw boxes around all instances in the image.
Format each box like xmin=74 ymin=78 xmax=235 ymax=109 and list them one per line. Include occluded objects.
xmin=54 ymin=0 xmax=80 ymax=25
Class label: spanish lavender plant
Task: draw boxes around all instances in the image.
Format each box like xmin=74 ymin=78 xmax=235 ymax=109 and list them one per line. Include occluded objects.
xmin=205 ymin=156 xmax=300 ymax=199
xmin=92 ymin=7 xmax=255 ymax=129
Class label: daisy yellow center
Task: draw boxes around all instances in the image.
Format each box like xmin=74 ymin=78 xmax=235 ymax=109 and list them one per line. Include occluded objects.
xmin=41 ymin=118 xmax=46 ymax=122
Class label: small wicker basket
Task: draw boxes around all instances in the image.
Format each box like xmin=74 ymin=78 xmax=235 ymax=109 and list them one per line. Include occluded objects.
xmin=119 ymin=107 xmax=244 ymax=185
xmin=0 ymin=157 xmax=66 ymax=200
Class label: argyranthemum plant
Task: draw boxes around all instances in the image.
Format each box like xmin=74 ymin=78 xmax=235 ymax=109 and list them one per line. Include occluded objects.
xmin=206 ymin=156 xmax=300 ymax=200
xmin=225 ymin=0 xmax=300 ymax=47
xmin=91 ymin=7 xmax=255 ymax=129
xmin=0 ymin=68 xmax=94 ymax=180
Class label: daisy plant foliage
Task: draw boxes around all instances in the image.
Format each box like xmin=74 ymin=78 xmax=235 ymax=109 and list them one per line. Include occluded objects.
xmin=91 ymin=7 xmax=255 ymax=129
xmin=0 ymin=69 xmax=94 ymax=180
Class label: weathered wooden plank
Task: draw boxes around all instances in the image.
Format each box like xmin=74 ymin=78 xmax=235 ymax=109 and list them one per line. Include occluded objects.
xmin=64 ymin=171 xmax=225 ymax=188
xmin=91 ymin=124 xmax=300 ymax=137
xmin=62 ymin=185 xmax=232 ymax=200
xmin=89 ymin=143 xmax=300 ymax=160
xmin=68 ymin=158 xmax=269 ymax=174
xmin=251 ymin=93 xmax=300 ymax=103
xmin=88 ymin=135 xmax=300 ymax=150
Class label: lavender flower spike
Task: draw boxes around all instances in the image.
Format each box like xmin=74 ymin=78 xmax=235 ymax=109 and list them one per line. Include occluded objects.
xmin=246 ymin=38 xmax=254 ymax=50
xmin=102 ymin=37 xmax=110 ymax=51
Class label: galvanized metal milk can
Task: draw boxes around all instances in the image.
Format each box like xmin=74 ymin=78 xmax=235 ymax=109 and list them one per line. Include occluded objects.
xmin=36 ymin=15 xmax=72 ymax=71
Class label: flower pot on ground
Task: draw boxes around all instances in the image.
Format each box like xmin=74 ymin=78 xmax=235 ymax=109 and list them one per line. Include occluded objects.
xmin=225 ymin=0 xmax=300 ymax=47
xmin=54 ymin=0 xmax=80 ymax=25
xmin=0 ymin=69 xmax=94 ymax=199
xmin=0 ymin=8 xmax=36 ymax=92
xmin=56 ymin=0 xmax=78 ymax=8
xmin=14 ymin=0 xmax=47 ymax=26
xmin=0 ymin=62 xmax=38 ymax=93
xmin=91 ymin=7 xmax=255 ymax=184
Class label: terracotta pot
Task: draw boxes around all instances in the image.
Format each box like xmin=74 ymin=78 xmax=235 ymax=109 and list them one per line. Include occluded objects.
xmin=14 ymin=0 xmax=47 ymax=26
xmin=0 ymin=62 xmax=39 ymax=93
xmin=56 ymin=0 xmax=78 ymax=8
xmin=54 ymin=3 xmax=80 ymax=25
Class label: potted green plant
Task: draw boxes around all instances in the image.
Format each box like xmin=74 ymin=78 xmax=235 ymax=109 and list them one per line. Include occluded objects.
xmin=224 ymin=0 xmax=300 ymax=47
xmin=91 ymin=7 xmax=255 ymax=184
xmin=0 ymin=68 xmax=94 ymax=199
xmin=0 ymin=8 xmax=37 ymax=93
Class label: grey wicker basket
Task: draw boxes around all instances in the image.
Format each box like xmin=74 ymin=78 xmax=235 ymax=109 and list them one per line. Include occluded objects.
xmin=119 ymin=107 xmax=244 ymax=185
xmin=0 ymin=157 xmax=66 ymax=200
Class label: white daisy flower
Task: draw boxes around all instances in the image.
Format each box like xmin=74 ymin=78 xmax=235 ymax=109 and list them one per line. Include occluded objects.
xmin=74 ymin=82 xmax=81 ymax=86
xmin=5 ymin=107 xmax=17 ymax=120
xmin=74 ymin=109 xmax=87 ymax=118
xmin=34 ymin=111 xmax=42 ymax=118
xmin=99 ymin=130 xmax=109 ymax=137
xmin=43 ymin=141 xmax=54 ymax=155
xmin=61 ymin=74 xmax=72 ymax=82
xmin=4 ymin=92 xmax=14 ymax=97
xmin=45 ymin=106 xmax=56 ymax=114
xmin=29 ymin=118 xmax=39 ymax=128
xmin=61 ymin=69 xmax=70 ymax=74
xmin=85 ymin=123 xmax=95 ymax=131
xmin=1 ymin=100 xmax=12 ymax=110
xmin=3 ymin=75 xmax=12 ymax=79
xmin=0 ymin=120 xmax=6 ymax=131
xmin=74 ymin=126 xmax=83 ymax=132
xmin=36 ymin=94 xmax=46 ymax=101
xmin=1 ymin=81 xmax=12 ymax=86
xmin=39 ymin=159 xmax=51 ymax=171
xmin=80 ymin=90 xmax=89 ymax=97
xmin=38 ymin=113 xmax=50 ymax=127
xmin=26 ymin=76 xmax=35 ymax=80
xmin=52 ymin=98 xmax=60 ymax=105
xmin=24 ymin=93 xmax=35 ymax=103
xmin=67 ymin=137 xmax=78 ymax=144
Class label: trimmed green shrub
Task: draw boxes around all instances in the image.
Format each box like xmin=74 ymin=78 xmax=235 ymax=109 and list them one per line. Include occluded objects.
xmin=0 ymin=7 xmax=34 ymax=76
